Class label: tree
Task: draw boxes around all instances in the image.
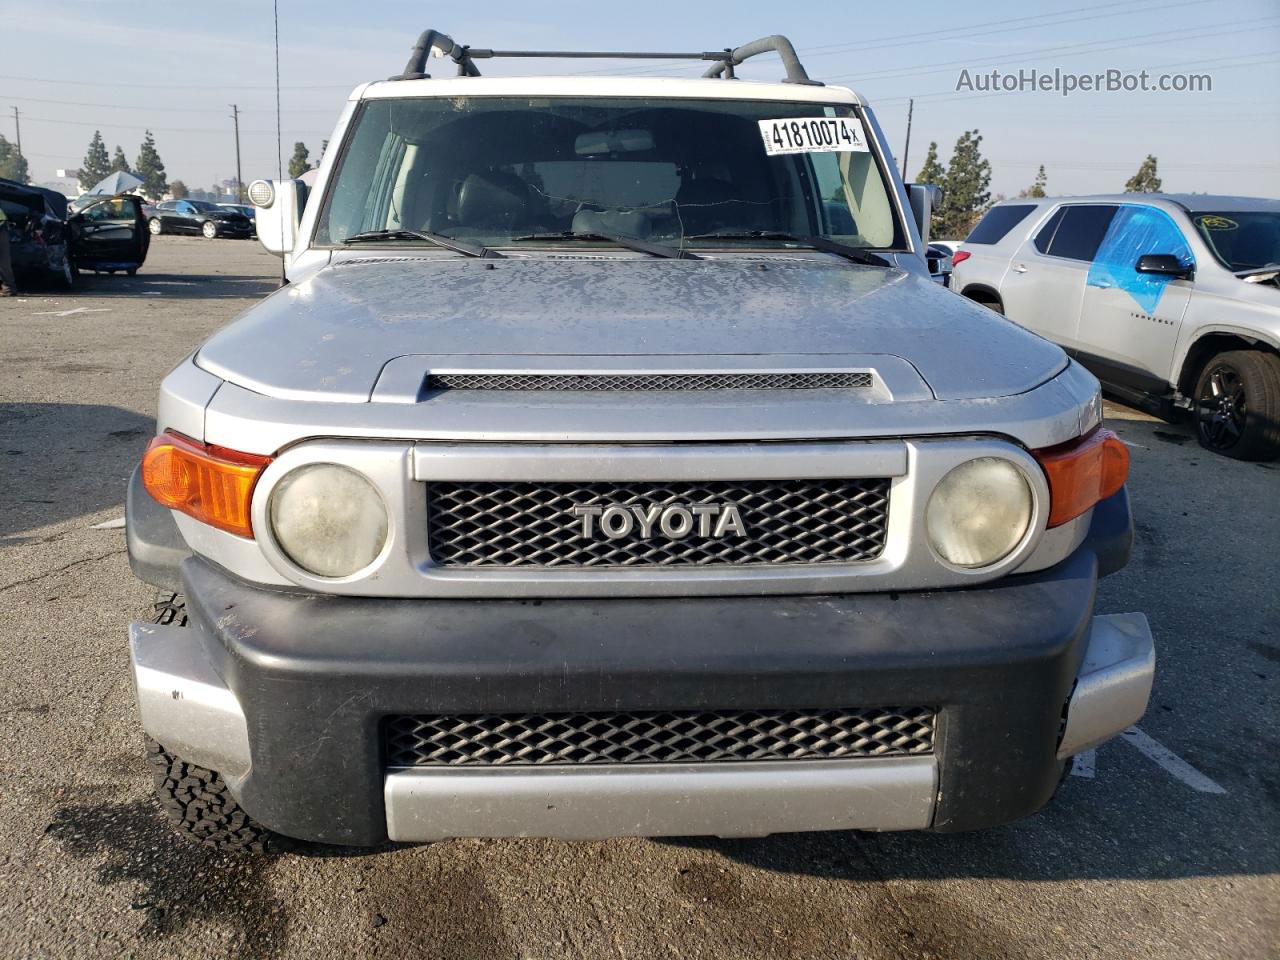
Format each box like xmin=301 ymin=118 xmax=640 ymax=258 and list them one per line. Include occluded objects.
xmin=288 ymin=141 xmax=311 ymax=179
xmin=1019 ymin=165 xmax=1048 ymax=198
xmin=169 ymin=180 xmax=189 ymax=199
xmin=80 ymin=131 xmax=112 ymax=190
xmin=1124 ymin=155 xmax=1162 ymax=193
xmin=0 ymin=134 xmax=29 ymax=184
xmin=134 ymin=130 xmax=168 ymax=201
xmin=109 ymin=145 xmax=132 ymax=175
xmin=914 ymin=142 xmax=945 ymax=185
xmin=937 ymin=129 xmax=992 ymax=238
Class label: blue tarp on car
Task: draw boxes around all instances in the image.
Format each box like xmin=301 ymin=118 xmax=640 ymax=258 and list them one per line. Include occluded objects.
xmin=1087 ymin=205 xmax=1194 ymax=313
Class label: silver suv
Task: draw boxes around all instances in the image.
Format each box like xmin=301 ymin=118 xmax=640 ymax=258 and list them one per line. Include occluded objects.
xmin=125 ymin=31 xmax=1153 ymax=852
xmin=952 ymin=194 xmax=1280 ymax=460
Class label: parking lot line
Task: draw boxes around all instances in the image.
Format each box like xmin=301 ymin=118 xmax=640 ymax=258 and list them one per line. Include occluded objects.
xmin=1071 ymin=748 xmax=1097 ymax=779
xmin=1121 ymin=726 xmax=1227 ymax=794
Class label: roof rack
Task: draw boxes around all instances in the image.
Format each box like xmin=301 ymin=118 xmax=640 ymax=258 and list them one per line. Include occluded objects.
xmin=393 ymin=30 xmax=821 ymax=86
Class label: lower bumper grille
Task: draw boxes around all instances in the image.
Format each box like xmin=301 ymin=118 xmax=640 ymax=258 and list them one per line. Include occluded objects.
xmin=426 ymin=477 xmax=891 ymax=567
xmin=384 ymin=707 xmax=936 ymax=767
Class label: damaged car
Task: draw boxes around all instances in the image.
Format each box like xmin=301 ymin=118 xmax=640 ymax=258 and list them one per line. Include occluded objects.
xmin=0 ymin=178 xmax=150 ymax=286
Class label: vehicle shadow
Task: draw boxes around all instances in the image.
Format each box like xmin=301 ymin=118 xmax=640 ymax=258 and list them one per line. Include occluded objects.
xmin=0 ymin=402 xmax=154 ymax=538
xmin=69 ymin=270 xmax=281 ymax=300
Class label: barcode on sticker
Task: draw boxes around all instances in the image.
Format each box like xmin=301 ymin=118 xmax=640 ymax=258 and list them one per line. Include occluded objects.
xmin=759 ymin=117 xmax=870 ymax=156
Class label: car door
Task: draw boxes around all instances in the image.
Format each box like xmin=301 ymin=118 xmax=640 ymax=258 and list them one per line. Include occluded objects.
xmin=996 ymin=204 xmax=1117 ymax=349
xmin=70 ymin=196 xmax=147 ymax=268
xmin=1075 ymin=204 xmax=1195 ymax=390
xmin=171 ymin=201 xmax=197 ymax=233
xmin=155 ymin=201 xmax=178 ymax=231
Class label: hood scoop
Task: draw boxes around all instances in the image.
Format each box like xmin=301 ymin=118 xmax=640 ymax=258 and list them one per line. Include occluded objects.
xmin=372 ymin=355 xmax=928 ymax=405
xmin=422 ymin=371 xmax=875 ymax=393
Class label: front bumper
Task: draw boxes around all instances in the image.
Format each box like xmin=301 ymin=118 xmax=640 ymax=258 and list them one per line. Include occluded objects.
xmin=129 ymin=489 xmax=1151 ymax=846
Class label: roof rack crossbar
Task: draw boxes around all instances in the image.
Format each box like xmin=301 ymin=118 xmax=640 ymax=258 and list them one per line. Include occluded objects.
xmin=465 ymin=49 xmax=733 ymax=62
xmin=393 ymin=29 xmax=819 ymax=85
xmin=702 ymin=34 xmax=821 ymax=86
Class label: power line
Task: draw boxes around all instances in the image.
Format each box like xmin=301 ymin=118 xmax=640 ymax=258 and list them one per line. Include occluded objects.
xmin=829 ymin=14 xmax=1280 ymax=84
xmin=0 ymin=93 xmax=336 ymax=115
xmin=0 ymin=72 xmax=351 ymax=91
xmin=566 ymin=0 xmax=1198 ymax=77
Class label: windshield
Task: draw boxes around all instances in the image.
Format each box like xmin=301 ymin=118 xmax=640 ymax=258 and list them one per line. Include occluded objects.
xmin=1190 ymin=211 xmax=1280 ymax=273
xmin=315 ymin=96 xmax=905 ymax=253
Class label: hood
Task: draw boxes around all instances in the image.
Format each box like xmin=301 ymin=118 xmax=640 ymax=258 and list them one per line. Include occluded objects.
xmin=195 ymin=256 xmax=1067 ymax=403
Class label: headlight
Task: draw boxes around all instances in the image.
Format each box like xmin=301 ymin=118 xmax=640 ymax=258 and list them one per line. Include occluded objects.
xmin=926 ymin=458 xmax=1033 ymax=568
xmin=268 ymin=464 xmax=388 ymax=577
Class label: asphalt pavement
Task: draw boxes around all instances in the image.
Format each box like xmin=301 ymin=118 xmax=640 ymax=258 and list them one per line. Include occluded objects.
xmin=0 ymin=238 xmax=1276 ymax=960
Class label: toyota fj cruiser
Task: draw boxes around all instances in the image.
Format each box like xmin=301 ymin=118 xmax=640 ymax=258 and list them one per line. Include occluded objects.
xmin=126 ymin=31 xmax=1154 ymax=852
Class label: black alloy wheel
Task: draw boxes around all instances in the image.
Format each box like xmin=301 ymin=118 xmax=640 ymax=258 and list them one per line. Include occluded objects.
xmin=1197 ymin=363 xmax=1246 ymax=451
xmin=1193 ymin=350 xmax=1280 ymax=461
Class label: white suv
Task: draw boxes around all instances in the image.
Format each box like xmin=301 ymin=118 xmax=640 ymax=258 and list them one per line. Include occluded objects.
xmin=951 ymin=195 xmax=1280 ymax=460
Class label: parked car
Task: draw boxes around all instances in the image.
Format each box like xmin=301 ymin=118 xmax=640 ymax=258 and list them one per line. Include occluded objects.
xmin=147 ymin=199 xmax=253 ymax=239
xmin=952 ymin=194 xmax=1280 ymax=460
xmin=217 ymin=202 xmax=258 ymax=237
xmin=125 ymin=29 xmax=1152 ymax=853
xmin=1 ymin=178 xmax=150 ymax=286
xmin=1 ymin=178 xmax=73 ymax=287
xmin=925 ymin=242 xmax=954 ymax=285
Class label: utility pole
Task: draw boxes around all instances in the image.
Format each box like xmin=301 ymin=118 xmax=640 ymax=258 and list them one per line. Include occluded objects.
xmin=229 ymin=104 xmax=243 ymax=200
xmin=901 ymin=99 xmax=913 ymax=180
xmin=11 ymin=106 xmax=20 ymax=156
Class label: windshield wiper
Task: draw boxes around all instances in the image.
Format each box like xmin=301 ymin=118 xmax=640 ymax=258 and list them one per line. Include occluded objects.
xmin=1235 ymin=262 xmax=1280 ymax=277
xmin=342 ymin=228 xmax=502 ymax=258
xmin=511 ymin=231 xmax=701 ymax=260
xmin=685 ymin=231 xmax=893 ymax=267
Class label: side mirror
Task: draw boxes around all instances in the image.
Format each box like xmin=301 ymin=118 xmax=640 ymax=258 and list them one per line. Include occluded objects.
xmin=249 ymin=179 xmax=307 ymax=256
xmin=1135 ymin=253 xmax=1192 ymax=279
xmin=907 ymin=183 xmax=943 ymax=246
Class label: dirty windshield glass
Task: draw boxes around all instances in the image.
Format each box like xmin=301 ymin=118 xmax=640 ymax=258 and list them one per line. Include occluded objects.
xmin=315 ymin=97 xmax=905 ymax=252
xmin=1190 ymin=211 xmax=1280 ymax=273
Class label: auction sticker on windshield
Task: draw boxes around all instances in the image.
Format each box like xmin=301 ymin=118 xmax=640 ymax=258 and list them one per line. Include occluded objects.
xmin=758 ymin=117 xmax=870 ymax=156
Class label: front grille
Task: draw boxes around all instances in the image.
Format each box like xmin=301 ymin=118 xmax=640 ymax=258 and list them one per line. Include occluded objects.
xmin=384 ymin=706 xmax=936 ymax=767
xmin=424 ymin=371 xmax=873 ymax=392
xmin=426 ymin=478 xmax=891 ymax=567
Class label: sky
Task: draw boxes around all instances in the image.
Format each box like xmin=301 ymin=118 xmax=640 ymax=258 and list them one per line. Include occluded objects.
xmin=2 ymin=0 xmax=1278 ymax=198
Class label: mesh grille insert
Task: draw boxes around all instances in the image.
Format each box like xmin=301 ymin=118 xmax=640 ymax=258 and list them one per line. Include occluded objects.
xmin=426 ymin=478 xmax=891 ymax=567
xmin=384 ymin=707 xmax=936 ymax=767
xmin=424 ymin=372 xmax=873 ymax=392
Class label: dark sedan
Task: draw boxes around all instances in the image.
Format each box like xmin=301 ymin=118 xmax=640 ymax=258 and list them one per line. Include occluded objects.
xmin=148 ymin=199 xmax=253 ymax=239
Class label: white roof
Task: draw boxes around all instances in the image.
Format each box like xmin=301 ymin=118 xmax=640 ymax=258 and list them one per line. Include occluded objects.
xmin=355 ymin=75 xmax=865 ymax=106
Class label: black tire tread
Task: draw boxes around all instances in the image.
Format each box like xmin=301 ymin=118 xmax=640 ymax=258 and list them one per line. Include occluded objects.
xmin=145 ymin=736 xmax=272 ymax=854
xmin=1195 ymin=349 xmax=1280 ymax=461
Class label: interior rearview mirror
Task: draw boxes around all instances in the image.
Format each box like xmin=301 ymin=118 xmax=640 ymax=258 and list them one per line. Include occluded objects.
xmin=575 ymin=129 xmax=655 ymax=155
xmin=1135 ymin=253 xmax=1192 ymax=278
xmin=906 ymin=183 xmax=943 ymax=246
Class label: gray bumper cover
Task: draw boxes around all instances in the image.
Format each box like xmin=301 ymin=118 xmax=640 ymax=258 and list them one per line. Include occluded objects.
xmin=128 ymin=608 xmax=1152 ymax=840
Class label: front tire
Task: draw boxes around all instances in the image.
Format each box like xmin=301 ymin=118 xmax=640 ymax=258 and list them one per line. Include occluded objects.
xmin=148 ymin=217 xmax=162 ymax=236
xmin=1194 ymin=350 xmax=1280 ymax=461
xmin=146 ymin=737 xmax=273 ymax=854
xmin=144 ymin=593 xmax=273 ymax=853
xmin=201 ymin=220 xmax=219 ymax=239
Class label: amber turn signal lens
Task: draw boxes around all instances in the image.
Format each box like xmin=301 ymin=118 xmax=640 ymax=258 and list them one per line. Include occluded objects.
xmin=1034 ymin=428 xmax=1129 ymax=528
xmin=141 ymin=432 xmax=271 ymax=538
